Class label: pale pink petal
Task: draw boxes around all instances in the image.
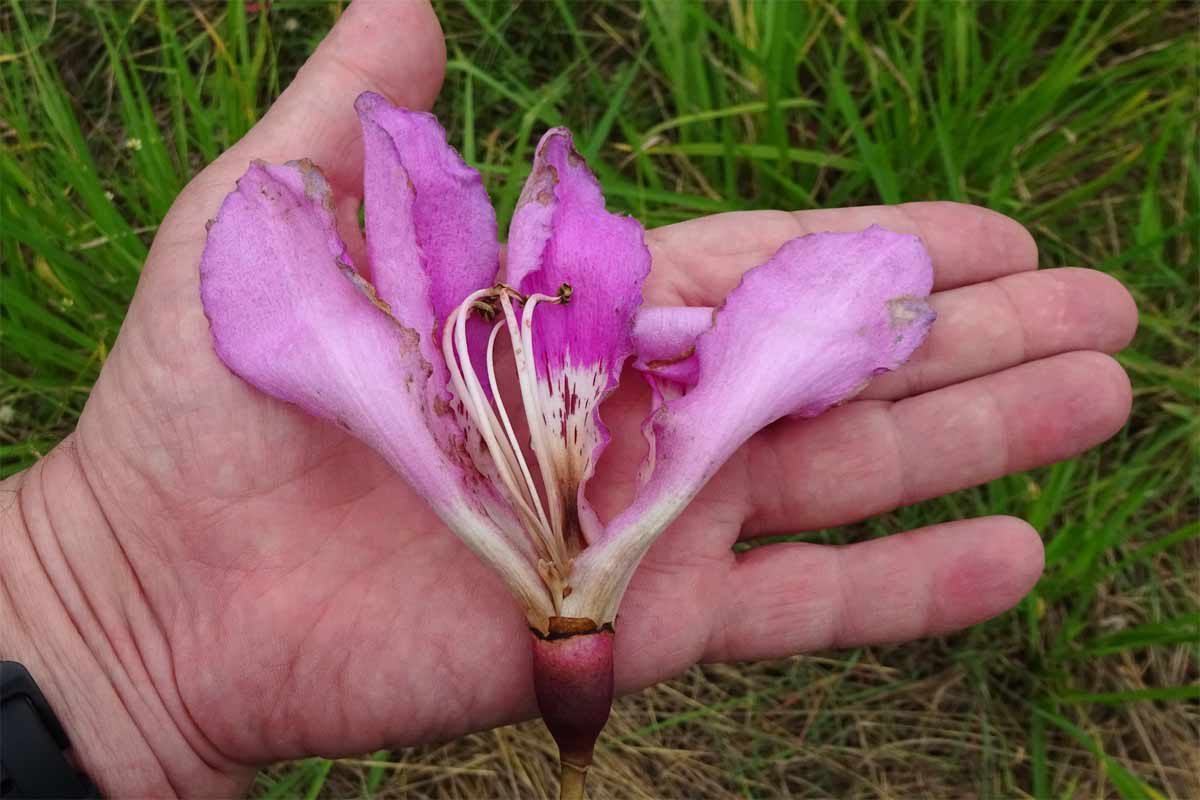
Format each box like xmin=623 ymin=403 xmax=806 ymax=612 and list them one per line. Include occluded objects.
xmin=355 ymin=92 xmax=499 ymax=327
xmin=200 ymin=160 xmax=551 ymax=626
xmin=356 ymin=92 xmax=498 ymax=400
xmin=631 ymin=306 xmax=713 ymax=363
xmin=630 ymin=305 xmax=711 ymax=390
xmin=506 ymin=130 xmax=651 ymax=548
xmin=565 ymin=226 xmax=936 ymax=623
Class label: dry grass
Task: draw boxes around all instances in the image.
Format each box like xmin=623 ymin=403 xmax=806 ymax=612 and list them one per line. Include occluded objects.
xmin=258 ymin=641 xmax=1199 ymax=798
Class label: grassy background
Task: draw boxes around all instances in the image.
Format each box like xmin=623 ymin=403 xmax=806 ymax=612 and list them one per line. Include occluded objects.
xmin=2 ymin=1 xmax=1196 ymax=797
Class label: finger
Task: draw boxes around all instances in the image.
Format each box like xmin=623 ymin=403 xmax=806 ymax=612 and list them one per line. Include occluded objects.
xmin=201 ymin=1 xmax=445 ymax=197
xmin=703 ymin=517 xmax=1044 ymax=662
xmin=862 ymin=268 xmax=1138 ymax=401
xmin=644 ymin=201 xmax=1037 ymax=306
xmin=742 ymin=350 xmax=1132 ymax=537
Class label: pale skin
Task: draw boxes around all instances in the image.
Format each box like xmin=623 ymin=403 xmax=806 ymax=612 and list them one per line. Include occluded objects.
xmin=0 ymin=3 xmax=1139 ymax=797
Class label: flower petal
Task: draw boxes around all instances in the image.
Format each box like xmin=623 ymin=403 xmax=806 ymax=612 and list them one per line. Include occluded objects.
xmin=631 ymin=306 xmax=713 ymax=364
xmin=200 ymin=160 xmax=552 ymax=628
xmin=564 ymin=226 xmax=936 ymax=622
xmin=506 ymin=130 xmax=652 ymax=549
xmin=631 ymin=305 xmax=712 ymax=390
xmin=355 ymin=91 xmax=499 ymax=328
xmin=356 ymin=91 xmax=509 ymax=484
xmin=356 ymin=92 xmax=500 ymax=406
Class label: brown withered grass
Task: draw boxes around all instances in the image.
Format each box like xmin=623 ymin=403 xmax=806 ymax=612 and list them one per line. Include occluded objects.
xmin=257 ymin=629 xmax=1199 ymax=798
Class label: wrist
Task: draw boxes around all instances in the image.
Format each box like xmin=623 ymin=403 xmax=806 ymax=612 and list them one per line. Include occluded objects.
xmin=0 ymin=439 xmax=248 ymax=798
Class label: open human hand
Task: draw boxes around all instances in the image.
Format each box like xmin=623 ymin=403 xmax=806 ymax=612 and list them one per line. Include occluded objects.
xmin=1 ymin=3 xmax=1136 ymax=797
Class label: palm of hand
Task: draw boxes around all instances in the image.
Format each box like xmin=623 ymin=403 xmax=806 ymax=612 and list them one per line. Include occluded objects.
xmin=64 ymin=2 xmax=1135 ymax=773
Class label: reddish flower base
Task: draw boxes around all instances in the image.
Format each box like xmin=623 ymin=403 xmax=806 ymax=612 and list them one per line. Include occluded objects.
xmin=532 ymin=618 xmax=615 ymax=799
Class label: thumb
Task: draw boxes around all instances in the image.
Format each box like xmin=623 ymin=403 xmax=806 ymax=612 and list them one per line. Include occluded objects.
xmin=205 ymin=0 xmax=446 ymax=197
xmin=138 ymin=1 xmax=444 ymax=327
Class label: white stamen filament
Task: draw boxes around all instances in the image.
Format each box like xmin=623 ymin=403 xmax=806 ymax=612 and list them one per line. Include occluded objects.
xmin=506 ymin=292 xmax=567 ymax=547
xmin=441 ymin=290 xmax=551 ymax=556
xmin=484 ymin=320 xmax=556 ymax=556
xmin=444 ymin=286 xmax=571 ymax=579
xmin=457 ymin=297 xmax=557 ymax=555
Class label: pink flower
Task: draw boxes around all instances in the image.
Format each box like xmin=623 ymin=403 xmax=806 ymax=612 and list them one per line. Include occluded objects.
xmin=199 ymin=91 xmax=935 ymax=793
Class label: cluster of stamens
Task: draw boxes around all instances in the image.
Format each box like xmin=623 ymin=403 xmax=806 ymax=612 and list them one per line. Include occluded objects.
xmin=442 ymin=284 xmax=575 ymax=609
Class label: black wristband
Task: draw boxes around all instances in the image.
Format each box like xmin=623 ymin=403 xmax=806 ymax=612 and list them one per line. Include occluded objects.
xmin=1 ymin=661 xmax=101 ymax=799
